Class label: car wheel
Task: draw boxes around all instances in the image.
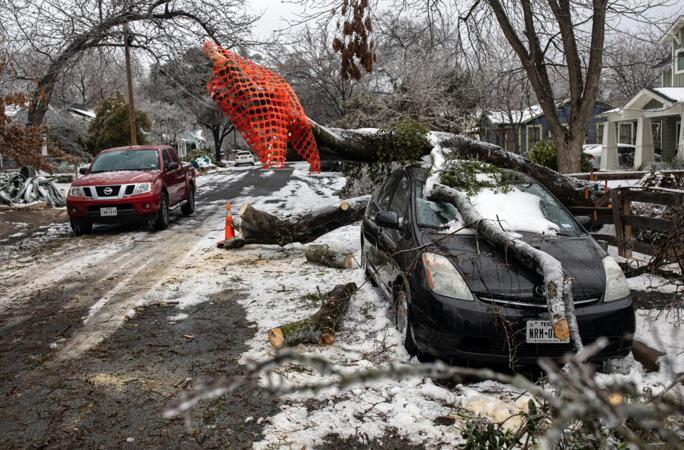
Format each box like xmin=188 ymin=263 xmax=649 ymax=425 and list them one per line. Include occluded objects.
xmin=154 ymin=192 xmax=170 ymax=230
xmin=70 ymin=219 xmax=93 ymax=235
xmin=360 ymin=235 xmax=378 ymax=287
xmin=181 ymin=185 xmax=195 ymax=216
xmin=393 ymin=283 xmax=418 ymax=357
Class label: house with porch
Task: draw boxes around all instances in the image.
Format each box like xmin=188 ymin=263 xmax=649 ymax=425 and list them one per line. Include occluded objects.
xmin=479 ymin=100 xmax=611 ymax=154
xmin=601 ymin=16 xmax=684 ymax=169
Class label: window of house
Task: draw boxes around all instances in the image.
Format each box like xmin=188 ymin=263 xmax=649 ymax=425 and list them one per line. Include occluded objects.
xmin=526 ymin=125 xmax=542 ymax=150
xmin=677 ymin=50 xmax=684 ymax=73
xmin=618 ymin=122 xmax=634 ymax=145
xmin=596 ymin=123 xmax=605 ymax=144
xmin=677 ymin=122 xmax=682 ymax=146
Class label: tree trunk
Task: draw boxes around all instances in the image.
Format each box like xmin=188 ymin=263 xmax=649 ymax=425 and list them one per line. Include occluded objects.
xmin=305 ymin=244 xmax=354 ymax=269
xmin=268 ymin=283 xmax=358 ymax=348
xmin=223 ymin=196 xmax=370 ymax=248
xmin=555 ymin=132 xmax=584 ymax=174
xmin=309 ymin=121 xmax=596 ymax=207
xmin=429 ymin=184 xmax=583 ymax=350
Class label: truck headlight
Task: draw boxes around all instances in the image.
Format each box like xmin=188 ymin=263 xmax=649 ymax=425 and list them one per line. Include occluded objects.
xmin=132 ymin=183 xmax=152 ymax=195
xmin=603 ymin=256 xmax=630 ymax=302
xmin=422 ymin=252 xmax=473 ymax=301
xmin=69 ymin=186 xmax=85 ymax=197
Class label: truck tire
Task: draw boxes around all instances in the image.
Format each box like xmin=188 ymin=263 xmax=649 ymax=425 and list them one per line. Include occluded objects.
xmin=154 ymin=192 xmax=170 ymax=230
xmin=181 ymin=185 xmax=195 ymax=216
xmin=71 ymin=219 xmax=93 ymax=235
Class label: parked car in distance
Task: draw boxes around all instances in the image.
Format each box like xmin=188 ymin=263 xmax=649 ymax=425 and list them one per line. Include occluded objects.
xmin=67 ymin=146 xmax=196 ymax=234
xmin=361 ymin=166 xmax=634 ymax=366
xmin=235 ymin=150 xmax=257 ymax=166
xmin=582 ymin=144 xmax=660 ymax=170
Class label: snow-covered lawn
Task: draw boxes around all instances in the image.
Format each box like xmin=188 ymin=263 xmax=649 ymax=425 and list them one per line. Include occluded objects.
xmin=148 ymin=163 xmax=683 ymax=448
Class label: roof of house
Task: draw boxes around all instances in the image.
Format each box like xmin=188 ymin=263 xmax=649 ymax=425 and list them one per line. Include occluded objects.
xmin=659 ymin=15 xmax=684 ymax=44
xmin=649 ymin=87 xmax=684 ymax=103
xmin=484 ymin=99 xmax=611 ymax=126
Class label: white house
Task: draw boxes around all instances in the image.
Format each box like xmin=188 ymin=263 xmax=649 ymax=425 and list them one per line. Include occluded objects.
xmin=601 ymin=16 xmax=684 ymax=169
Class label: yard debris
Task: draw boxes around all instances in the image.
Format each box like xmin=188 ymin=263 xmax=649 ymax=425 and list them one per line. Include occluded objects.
xmin=631 ymin=339 xmax=666 ymax=373
xmin=0 ymin=169 xmax=67 ymax=207
xmin=304 ymin=244 xmax=354 ymax=269
xmin=191 ymin=155 xmax=214 ymax=169
xmin=268 ymin=282 xmax=357 ymax=348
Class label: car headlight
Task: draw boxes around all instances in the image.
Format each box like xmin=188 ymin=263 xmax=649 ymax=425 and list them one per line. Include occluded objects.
xmin=603 ymin=256 xmax=630 ymax=302
xmin=132 ymin=183 xmax=152 ymax=195
xmin=69 ymin=186 xmax=85 ymax=197
xmin=422 ymin=252 xmax=473 ymax=301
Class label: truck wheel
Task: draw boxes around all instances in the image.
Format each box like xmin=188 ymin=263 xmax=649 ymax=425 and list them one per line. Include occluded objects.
xmin=71 ymin=219 xmax=93 ymax=235
xmin=181 ymin=185 xmax=195 ymax=216
xmin=154 ymin=192 xmax=170 ymax=230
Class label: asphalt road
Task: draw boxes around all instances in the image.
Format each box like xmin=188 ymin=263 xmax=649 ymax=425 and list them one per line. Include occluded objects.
xmin=0 ymin=166 xmax=296 ymax=448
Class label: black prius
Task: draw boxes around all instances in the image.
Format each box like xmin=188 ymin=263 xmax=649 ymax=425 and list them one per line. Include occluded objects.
xmin=361 ymin=166 xmax=635 ymax=366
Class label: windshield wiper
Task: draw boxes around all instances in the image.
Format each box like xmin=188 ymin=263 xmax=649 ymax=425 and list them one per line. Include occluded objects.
xmin=418 ymin=223 xmax=450 ymax=230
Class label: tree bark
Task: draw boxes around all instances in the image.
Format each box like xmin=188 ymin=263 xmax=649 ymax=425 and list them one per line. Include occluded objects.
xmin=305 ymin=244 xmax=354 ymax=269
xmin=268 ymin=283 xmax=358 ymax=348
xmin=429 ymin=184 xmax=583 ymax=350
xmin=223 ymin=196 xmax=370 ymax=248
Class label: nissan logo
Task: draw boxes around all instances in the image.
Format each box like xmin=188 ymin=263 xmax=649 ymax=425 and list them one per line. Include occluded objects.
xmin=534 ymin=285 xmax=546 ymax=297
xmin=103 ymin=187 xmax=113 ymax=195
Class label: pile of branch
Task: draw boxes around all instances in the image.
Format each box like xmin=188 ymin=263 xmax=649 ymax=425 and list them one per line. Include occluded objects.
xmin=0 ymin=171 xmax=67 ymax=207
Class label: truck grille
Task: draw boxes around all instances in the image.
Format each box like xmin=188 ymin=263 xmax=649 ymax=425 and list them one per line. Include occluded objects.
xmin=95 ymin=185 xmax=121 ymax=197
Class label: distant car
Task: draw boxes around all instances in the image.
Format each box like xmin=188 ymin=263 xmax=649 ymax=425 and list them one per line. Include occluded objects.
xmin=581 ymin=144 xmax=659 ymax=170
xmin=235 ymin=151 xmax=257 ymax=166
xmin=67 ymin=146 xmax=196 ymax=234
xmin=361 ymin=166 xmax=634 ymax=365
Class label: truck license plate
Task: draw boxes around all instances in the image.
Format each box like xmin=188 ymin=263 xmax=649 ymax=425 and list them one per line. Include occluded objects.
xmin=100 ymin=207 xmax=117 ymax=217
xmin=526 ymin=320 xmax=569 ymax=344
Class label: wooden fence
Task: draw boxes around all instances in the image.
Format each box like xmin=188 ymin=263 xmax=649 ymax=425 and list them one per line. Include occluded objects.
xmin=569 ymin=187 xmax=684 ymax=259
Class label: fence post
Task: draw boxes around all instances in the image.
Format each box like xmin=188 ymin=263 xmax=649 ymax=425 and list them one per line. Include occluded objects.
xmin=610 ymin=189 xmax=626 ymax=257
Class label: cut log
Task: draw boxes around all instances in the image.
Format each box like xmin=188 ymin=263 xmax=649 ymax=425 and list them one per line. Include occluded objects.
xmin=268 ymin=283 xmax=358 ymax=348
xmin=305 ymin=244 xmax=354 ymax=269
xmin=631 ymin=339 xmax=665 ymax=373
xmin=429 ymin=184 xmax=582 ymax=350
xmin=230 ymin=196 xmax=369 ymax=247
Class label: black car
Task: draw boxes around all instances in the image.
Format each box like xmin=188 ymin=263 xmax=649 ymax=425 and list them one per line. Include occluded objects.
xmin=361 ymin=166 xmax=635 ymax=366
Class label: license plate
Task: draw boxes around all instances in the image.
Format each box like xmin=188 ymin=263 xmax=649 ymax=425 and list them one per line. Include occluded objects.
xmin=100 ymin=207 xmax=117 ymax=217
xmin=526 ymin=320 xmax=569 ymax=344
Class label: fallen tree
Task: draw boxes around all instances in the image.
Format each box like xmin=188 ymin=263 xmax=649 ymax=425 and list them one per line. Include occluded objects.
xmin=310 ymin=121 xmax=597 ymax=207
xmin=223 ymin=196 xmax=369 ymax=248
xmin=305 ymin=244 xmax=354 ymax=269
xmin=268 ymin=283 xmax=358 ymax=348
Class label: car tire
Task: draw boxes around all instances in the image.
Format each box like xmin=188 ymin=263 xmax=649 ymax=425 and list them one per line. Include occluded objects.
xmin=154 ymin=192 xmax=170 ymax=230
xmin=393 ymin=283 xmax=419 ymax=357
xmin=181 ymin=185 xmax=195 ymax=216
xmin=70 ymin=219 xmax=93 ymax=235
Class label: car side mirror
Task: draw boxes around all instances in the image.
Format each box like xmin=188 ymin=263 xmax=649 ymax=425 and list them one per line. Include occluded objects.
xmin=375 ymin=211 xmax=400 ymax=229
xmin=167 ymin=161 xmax=179 ymax=171
xmin=78 ymin=166 xmax=88 ymax=175
xmin=575 ymin=215 xmax=592 ymax=229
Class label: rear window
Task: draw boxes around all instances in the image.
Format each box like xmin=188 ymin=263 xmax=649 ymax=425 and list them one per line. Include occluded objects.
xmin=90 ymin=150 xmax=159 ymax=173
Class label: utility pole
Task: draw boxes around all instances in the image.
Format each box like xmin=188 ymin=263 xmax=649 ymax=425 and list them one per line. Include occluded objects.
xmin=123 ymin=24 xmax=137 ymax=145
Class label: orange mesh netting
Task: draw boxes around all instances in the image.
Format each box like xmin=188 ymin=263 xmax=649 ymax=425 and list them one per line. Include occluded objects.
xmin=203 ymin=41 xmax=320 ymax=172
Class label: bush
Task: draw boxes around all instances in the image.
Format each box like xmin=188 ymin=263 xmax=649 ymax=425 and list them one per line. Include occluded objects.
xmin=527 ymin=139 xmax=592 ymax=172
xmin=86 ymin=92 xmax=152 ymax=155
xmin=185 ymin=148 xmax=213 ymax=163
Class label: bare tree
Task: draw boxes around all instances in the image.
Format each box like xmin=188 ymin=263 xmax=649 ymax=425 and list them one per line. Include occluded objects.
xmin=0 ymin=0 xmax=255 ymax=127
xmin=602 ymin=35 xmax=670 ymax=106
xmin=52 ymin=50 xmax=127 ymax=107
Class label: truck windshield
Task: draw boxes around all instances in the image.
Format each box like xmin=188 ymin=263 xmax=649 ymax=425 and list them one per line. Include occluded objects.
xmin=90 ymin=150 xmax=159 ymax=173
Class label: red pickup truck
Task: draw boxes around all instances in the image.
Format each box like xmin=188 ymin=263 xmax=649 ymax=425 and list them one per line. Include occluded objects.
xmin=67 ymin=145 xmax=196 ymax=234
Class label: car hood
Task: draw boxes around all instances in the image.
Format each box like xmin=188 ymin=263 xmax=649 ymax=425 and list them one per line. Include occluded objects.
xmin=421 ymin=231 xmax=606 ymax=299
xmin=73 ymin=170 xmax=158 ymax=186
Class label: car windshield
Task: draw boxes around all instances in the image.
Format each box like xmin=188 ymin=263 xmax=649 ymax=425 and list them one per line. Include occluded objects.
xmin=414 ymin=170 xmax=581 ymax=236
xmin=90 ymin=150 xmax=159 ymax=173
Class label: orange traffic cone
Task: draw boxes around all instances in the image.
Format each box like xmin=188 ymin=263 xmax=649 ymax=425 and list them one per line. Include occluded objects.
xmin=225 ymin=201 xmax=235 ymax=240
